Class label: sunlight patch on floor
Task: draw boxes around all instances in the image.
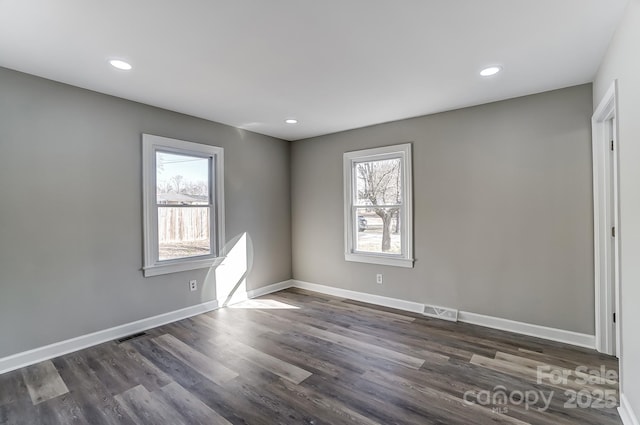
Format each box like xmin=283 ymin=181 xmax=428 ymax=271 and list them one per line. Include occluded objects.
xmin=229 ymin=299 xmax=300 ymax=310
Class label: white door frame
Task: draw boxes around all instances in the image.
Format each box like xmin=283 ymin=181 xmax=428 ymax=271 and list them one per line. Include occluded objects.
xmin=592 ymin=80 xmax=621 ymax=356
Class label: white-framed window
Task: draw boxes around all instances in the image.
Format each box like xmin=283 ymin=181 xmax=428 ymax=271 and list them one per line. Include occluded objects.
xmin=142 ymin=134 xmax=225 ymax=277
xmin=343 ymin=143 xmax=413 ymax=268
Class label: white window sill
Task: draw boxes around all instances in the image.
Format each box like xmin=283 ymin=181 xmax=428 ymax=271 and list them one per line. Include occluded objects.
xmin=345 ymin=253 xmax=414 ymax=268
xmin=143 ymin=256 xmax=225 ymax=277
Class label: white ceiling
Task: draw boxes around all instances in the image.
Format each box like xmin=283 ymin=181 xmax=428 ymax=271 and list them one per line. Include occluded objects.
xmin=0 ymin=0 xmax=628 ymax=141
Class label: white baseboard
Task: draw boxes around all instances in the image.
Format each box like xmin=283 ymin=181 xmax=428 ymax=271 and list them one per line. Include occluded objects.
xmin=290 ymin=280 xmax=425 ymax=313
xmin=458 ymin=311 xmax=596 ymax=349
xmin=620 ymin=393 xmax=640 ymax=425
xmin=0 ymin=299 xmax=219 ymax=375
xmin=0 ymin=279 xmax=292 ymax=375
xmin=1 ymin=278 xmax=597 ymax=375
xmin=217 ymin=279 xmax=293 ymax=307
xmin=290 ymin=279 xmax=595 ymax=349
xmin=247 ymin=279 xmax=294 ymax=299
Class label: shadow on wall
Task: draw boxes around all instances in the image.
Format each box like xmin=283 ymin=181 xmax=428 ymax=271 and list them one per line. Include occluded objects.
xmin=203 ymin=232 xmax=254 ymax=306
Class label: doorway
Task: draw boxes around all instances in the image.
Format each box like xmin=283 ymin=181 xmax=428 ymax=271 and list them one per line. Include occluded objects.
xmin=592 ymin=81 xmax=620 ymax=357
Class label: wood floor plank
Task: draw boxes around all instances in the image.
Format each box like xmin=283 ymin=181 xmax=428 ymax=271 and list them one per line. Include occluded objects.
xmin=0 ymin=370 xmax=27 ymax=407
xmin=21 ymin=360 xmax=69 ymax=405
xmin=100 ymin=341 xmax=173 ymax=392
xmin=269 ymin=377 xmax=382 ymax=425
xmin=215 ymin=339 xmax=313 ymax=384
xmin=151 ymin=334 xmax=239 ymax=386
xmin=35 ymin=394 xmax=89 ymax=425
xmin=127 ymin=337 xmax=206 ymax=390
xmin=323 ymin=299 xmax=417 ymax=322
xmin=164 ymin=320 xmax=287 ymax=388
xmin=257 ymin=294 xmax=365 ymax=330
xmin=190 ymin=373 xmax=317 ymax=425
xmin=518 ymin=347 xmax=619 ymax=372
xmin=301 ymin=373 xmax=443 ymax=425
xmin=269 ymin=289 xmax=342 ymax=305
xmin=470 ymin=354 xmax=614 ymax=394
xmin=361 ymin=367 xmax=530 ymax=425
xmin=228 ymin=297 xmax=303 ymax=310
xmin=300 ymin=324 xmax=426 ymax=369
xmin=0 ymin=370 xmax=41 ymax=425
xmin=184 ymin=378 xmax=278 ymax=425
xmin=241 ymin=310 xmax=390 ymax=374
xmin=252 ymin=331 xmax=356 ymax=377
xmin=286 ymin=286 xmax=346 ymax=302
xmin=348 ymin=321 xmax=477 ymax=361
xmin=0 ymin=288 xmax=622 ymax=425
xmin=253 ymin=308 xmax=426 ymax=369
xmin=203 ymin=308 xmax=277 ymax=335
xmin=156 ymin=382 xmax=232 ymax=425
xmin=495 ymin=351 xmax=618 ymax=390
xmin=327 ymin=323 xmax=450 ymax=364
xmin=114 ymin=384 xmax=187 ymax=425
xmin=52 ymin=353 xmax=136 ymax=425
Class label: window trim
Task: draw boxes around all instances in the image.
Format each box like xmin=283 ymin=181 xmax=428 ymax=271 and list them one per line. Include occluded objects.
xmin=343 ymin=143 xmax=414 ymax=268
xmin=142 ymin=134 xmax=225 ymax=277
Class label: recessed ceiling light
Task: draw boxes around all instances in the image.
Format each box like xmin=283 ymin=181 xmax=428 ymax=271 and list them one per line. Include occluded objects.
xmin=109 ymin=59 xmax=132 ymax=70
xmin=285 ymin=119 xmax=298 ymax=124
xmin=480 ymin=66 xmax=502 ymax=77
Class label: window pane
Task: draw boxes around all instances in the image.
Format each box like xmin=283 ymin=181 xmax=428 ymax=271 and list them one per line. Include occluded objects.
xmin=158 ymin=207 xmax=211 ymax=260
xmin=355 ymin=158 xmax=402 ymax=206
xmin=156 ymin=152 xmax=210 ymax=205
xmin=355 ymin=207 xmax=401 ymax=254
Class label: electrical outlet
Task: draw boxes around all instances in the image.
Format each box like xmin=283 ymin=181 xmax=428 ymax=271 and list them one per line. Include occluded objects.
xmin=189 ymin=280 xmax=197 ymax=292
xmin=376 ymin=273 xmax=383 ymax=284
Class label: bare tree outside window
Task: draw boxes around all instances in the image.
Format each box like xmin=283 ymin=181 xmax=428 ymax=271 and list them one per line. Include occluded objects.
xmin=356 ymin=158 xmax=402 ymax=253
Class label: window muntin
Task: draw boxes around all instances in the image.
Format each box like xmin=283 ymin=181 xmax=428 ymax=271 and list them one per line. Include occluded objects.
xmin=143 ymin=134 xmax=225 ymax=276
xmin=344 ymin=144 xmax=413 ymax=268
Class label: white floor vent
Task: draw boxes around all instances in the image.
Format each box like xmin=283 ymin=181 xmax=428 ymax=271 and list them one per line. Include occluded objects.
xmin=423 ymin=305 xmax=458 ymax=322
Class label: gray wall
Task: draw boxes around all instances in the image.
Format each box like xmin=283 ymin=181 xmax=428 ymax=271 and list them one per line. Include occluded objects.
xmin=0 ymin=64 xmax=598 ymax=360
xmin=594 ymin=0 xmax=640 ymax=414
xmin=291 ymin=84 xmax=594 ymax=334
xmin=0 ymin=67 xmax=292 ymax=358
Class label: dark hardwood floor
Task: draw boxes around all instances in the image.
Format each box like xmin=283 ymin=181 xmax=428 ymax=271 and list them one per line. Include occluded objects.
xmin=0 ymin=288 xmax=621 ymax=425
